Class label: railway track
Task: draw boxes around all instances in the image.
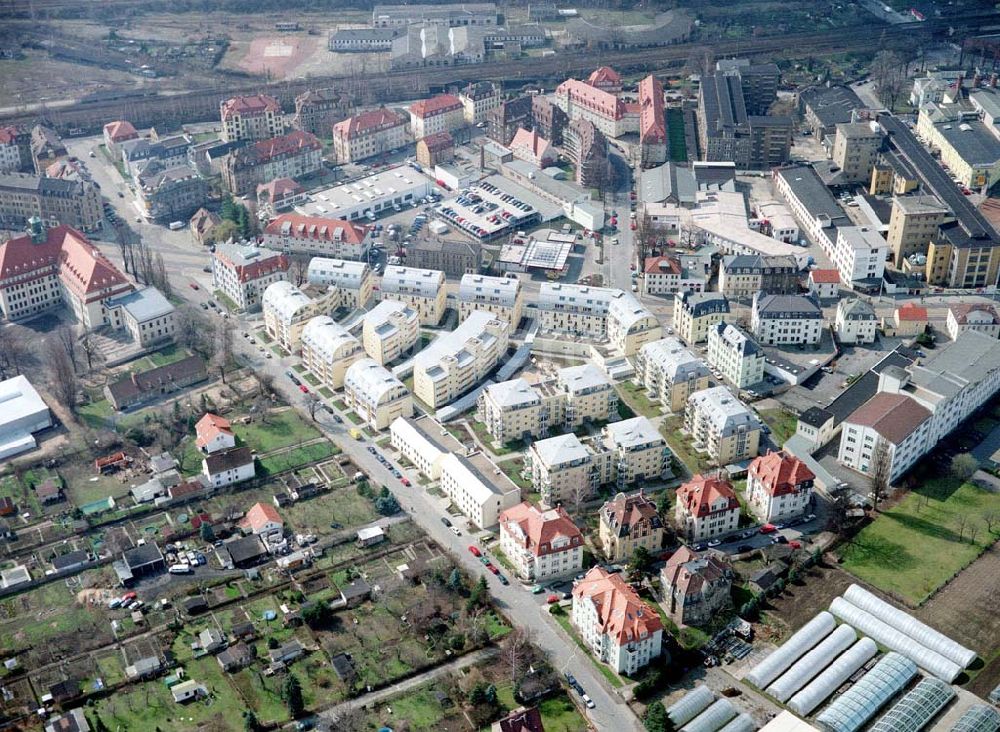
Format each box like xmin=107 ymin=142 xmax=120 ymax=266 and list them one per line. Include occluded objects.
xmin=1 ymin=10 xmax=996 ymax=132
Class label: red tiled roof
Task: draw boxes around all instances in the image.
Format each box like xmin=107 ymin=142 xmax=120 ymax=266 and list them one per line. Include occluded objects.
xmin=644 ymin=256 xmax=681 ymax=276
xmin=221 ymin=94 xmax=281 ymax=120
xmin=555 ymin=79 xmax=626 ymax=121
xmin=662 ymin=546 xmax=731 ymax=599
xmin=195 ymin=413 xmax=234 ymax=450
xmin=0 ymin=126 xmax=18 ymax=145
xmin=949 ymin=302 xmax=1000 ymax=325
xmin=169 ymin=480 xmax=205 ymax=499
xmin=846 ymin=392 xmax=931 ymax=445
xmin=103 ymin=120 xmax=138 ymax=142
xmin=215 ymin=244 xmax=289 ymax=283
xmin=248 ymin=130 xmax=321 ymax=163
xmin=418 ymin=131 xmax=454 ymax=152
xmin=572 ymin=567 xmax=663 ymax=646
xmin=409 ymin=94 xmax=463 ymax=119
xmin=333 ymin=107 xmax=404 ymax=140
xmin=809 ymin=269 xmax=840 ymax=284
xmin=509 ymin=128 xmax=552 ymax=162
xmin=896 ymin=302 xmax=928 ymax=321
xmin=499 ymin=502 xmax=582 ymax=558
xmin=639 ymin=74 xmax=666 ymax=144
xmin=587 ymin=66 xmax=621 ymax=86
xmin=749 ymin=450 xmax=814 ymax=498
xmin=257 ymin=177 xmax=304 ymax=202
xmin=600 ymin=492 xmax=662 ymax=539
xmin=239 ymin=502 xmax=283 ymax=533
xmin=265 ymin=213 xmax=369 ymax=245
xmin=676 ymin=475 xmax=740 ymax=519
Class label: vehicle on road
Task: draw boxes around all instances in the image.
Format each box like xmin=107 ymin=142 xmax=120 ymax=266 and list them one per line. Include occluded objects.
xmin=772 ymin=534 xmax=789 ymax=544
xmin=188 ymin=282 xmax=199 ymax=290
xmin=488 ymin=564 xmax=500 ymax=575
xmin=737 ymin=544 xmax=753 ymax=553
xmin=367 ymin=446 xmax=376 ymax=454
xmin=707 ymin=538 xmax=722 ymax=547
xmin=400 ymin=477 xmax=410 ymax=486
xmin=480 ymin=557 xmax=490 ymax=565
xmin=759 ymin=524 xmax=777 ymax=534
xmin=168 ymin=220 xmax=184 ymax=230
xmin=468 ymin=545 xmax=481 ymax=557
xmin=531 ymin=584 xmax=544 ymax=594
xmin=441 ymin=517 xmax=452 ymax=527
xmin=299 ymin=384 xmax=309 ymax=393
xmin=546 ymin=594 xmax=559 ymax=603
xmin=497 ymin=574 xmax=509 ymax=585
xmin=789 ymin=540 xmax=802 ymax=549
xmin=450 ymin=526 xmax=461 ymax=537
xmin=692 ymin=543 xmax=707 ymax=551
xmin=583 ymin=694 xmax=595 ymax=709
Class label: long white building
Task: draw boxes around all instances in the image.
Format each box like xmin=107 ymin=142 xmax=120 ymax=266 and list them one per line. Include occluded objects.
xmin=379 ymin=265 xmax=446 ymax=325
xmin=300 ymin=315 xmax=365 ymax=389
xmin=390 ymin=414 xmax=463 ymax=480
xmin=458 ymin=273 xmax=523 ymax=326
xmin=634 ymin=337 xmax=711 ymax=413
xmin=362 ymin=299 xmax=420 ymax=365
xmin=439 ymin=451 xmax=521 ymax=529
xmin=343 ymin=358 xmax=413 ymax=430
xmin=306 ymin=257 xmax=374 ymax=308
xmin=0 ymin=375 xmax=52 ymax=460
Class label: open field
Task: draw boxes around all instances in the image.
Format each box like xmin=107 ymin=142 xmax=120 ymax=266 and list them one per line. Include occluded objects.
xmin=660 ymin=416 xmax=712 ymax=476
xmin=758 ymin=408 xmax=798 ymax=446
xmin=616 ymin=382 xmax=663 ymax=419
xmin=840 ymin=478 xmax=1000 ymax=605
xmin=762 ymin=562 xmax=857 ymax=638
xmin=233 ymin=408 xmax=322 ymax=452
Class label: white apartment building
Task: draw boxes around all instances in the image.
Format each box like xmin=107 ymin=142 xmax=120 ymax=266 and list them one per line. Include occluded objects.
xmin=220 ymin=95 xmax=284 ymax=142
xmin=409 ymin=94 xmax=466 ymax=139
xmin=263 ymin=213 xmax=371 ymax=261
xmin=674 ymin=474 xmax=741 ymax=542
xmin=746 ymin=450 xmax=815 ymax=523
xmin=458 ymin=273 xmax=523 ymax=326
xmin=837 ymin=391 xmax=932 ymax=484
xmin=634 ymin=337 xmax=711 ymax=413
xmin=211 ymin=241 xmax=290 ymax=312
xmin=537 ymin=282 xmax=661 ymax=356
xmin=262 ymin=281 xmax=339 ymax=353
xmin=833 ymin=226 xmax=888 ymax=284
xmin=751 ymin=292 xmax=823 ymax=346
xmin=459 ymin=82 xmax=501 ymax=125
xmin=498 ymin=502 xmax=584 ymax=582
xmin=478 ymin=378 xmax=553 ymax=444
xmin=300 ymin=315 xmax=365 ymax=389
xmin=202 ymin=447 xmax=256 ymax=489
xmin=685 ymin=386 xmax=762 ymax=465
xmin=527 ymin=433 xmax=613 ymax=508
xmin=306 ymin=257 xmax=374 ymax=308
xmin=332 ymin=107 xmax=409 ymax=163
xmin=343 ymin=358 xmax=413 ymax=431
xmin=439 ymin=451 xmax=521 ymax=529
xmin=946 ymin=303 xmax=1000 ymax=341
xmin=571 ymin=566 xmax=663 ymax=676
xmin=379 ymin=265 xmax=446 ymax=325
xmin=361 ymin=299 xmax=420 ymax=365
xmin=642 ymin=256 xmax=706 ymax=296
xmin=412 ymin=309 xmax=509 ymax=408
xmin=557 ymin=363 xmax=618 ymax=428
xmin=602 ymin=417 xmax=668 ymax=488
xmin=835 ymin=299 xmax=878 ymax=344
xmin=389 ymin=415 xmax=464 ymax=481
xmin=707 ymin=321 xmax=765 ymax=389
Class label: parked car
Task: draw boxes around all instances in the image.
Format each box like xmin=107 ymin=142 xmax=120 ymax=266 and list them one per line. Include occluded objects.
xmin=440 ymin=517 xmax=452 ymax=527
xmin=531 ymin=585 xmax=544 ymax=594
xmin=546 ymin=594 xmax=559 ymax=604
xmin=759 ymin=524 xmax=778 ymax=534
xmin=468 ymin=545 xmax=481 ymax=557
xmin=497 ymin=574 xmax=509 ymax=585
xmin=583 ymin=694 xmax=595 ymax=709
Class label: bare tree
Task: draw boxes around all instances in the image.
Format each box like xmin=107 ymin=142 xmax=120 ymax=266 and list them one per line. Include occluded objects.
xmin=868 ymin=437 xmax=892 ymax=512
xmin=984 ymin=511 xmax=999 ymax=535
xmin=211 ymin=320 xmax=235 ymax=384
xmin=304 ymin=391 xmax=322 ymax=422
xmin=870 ymin=50 xmax=906 ymax=111
xmin=54 ymin=324 xmax=80 ymax=374
xmin=290 ymin=256 xmax=309 ymax=286
xmin=254 ymin=370 xmax=276 ymax=397
xmin=80 ymin=329 xmax=103 ymax=372
xmin=46 ymin=338 xmax=79 ymax=411
xmin=499 ymin=627 xmax=537 ymax=687
xmin=956 ymin=514 xmax=970 ymax=542
xmin=569 ymin=479 xmax=590 ymax=517
xmin=0 ymin=326 xmax=28 ymax=379
xmin=968 ymin=523 xmax=980 ymax=545
xmin=323 ymin=704 xmax=364 ymax=732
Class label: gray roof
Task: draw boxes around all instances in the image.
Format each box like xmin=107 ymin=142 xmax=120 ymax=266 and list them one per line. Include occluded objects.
xmin=773 ymin=165 xmax=851 ymax=228
xmin=204 ymin=446 xmax=254 ymax=475
xmin=722 ymin=254 xmax=798 ymax=273
xmin=711 ymin=321 xmax=762 ymax=357
xmin=935 ymin=118 xmax=1000 ymax=166
xmin=799 ymin=406 xmax=834 ymax=428
xmin=224 ymin=534 xmax=266 ymax=564
xmin=701 ymin=73 xmax=748 ymax=138
xmin=331 ymin=27 xmax=402 ymax=41
xmin=838 ymin=298 xmax=876 ymax=321
xmin=678 ymin=291 xmax=730 ymax=318
xmin=122 ymin=542 xmax=163 ymax=569
xmin=825 ymin=347 xmax=918 ymax=423
xmin=639 ymin=162 xmax=696 ymax=205
xmin=754 ymin=293 xmax=822 ymax=319
xmin=51 ymin=549 xmax=89 ymax=571
xmin=107 ymin=287 xmax=175 ymax=323
xmin=557 ymin=362 xmax=611 ymax=394
xmin=483 ymin=378 xmax=539 ymax=408
xmin=531 ymin=432 xmax=591 ymax=467
xmin=799 ymin=85 xmax=865 ymax=127
xmin=604 ymin=416 xmax=663 ymax=449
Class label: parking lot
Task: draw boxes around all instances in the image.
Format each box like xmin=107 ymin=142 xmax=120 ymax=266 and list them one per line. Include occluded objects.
xmin=434 ymin=179 xmax=541 ymax=242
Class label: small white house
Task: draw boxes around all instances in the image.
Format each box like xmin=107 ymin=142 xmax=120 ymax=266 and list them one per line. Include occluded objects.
xmin=835 ymin=299 xmax=877 ymax=344
xmin=202 ymin=446 xmax=255 ymax=489
xmin=946 ymin=303 xmax=1000 ymax=341
xmin=171 ymin=679 xmax=207 ymax=703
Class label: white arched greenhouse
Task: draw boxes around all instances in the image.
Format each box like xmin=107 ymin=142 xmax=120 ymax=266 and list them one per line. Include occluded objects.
xmin=667 ymin=686 xmax=716 ymax=727
xmin=787 ymin=638 xmax=878 ymax=717
xmin=814 ymin=652 xmax=918 ymax=732
xmin=717 ymin=713 xmax=756 ymax=732
xmin=767 ymin=624 xmax=858 ymax=703
xmin=745 ymin=611 xmax=836 ymax=689
xmin=681 ymin=698 xmax=738 ymax=732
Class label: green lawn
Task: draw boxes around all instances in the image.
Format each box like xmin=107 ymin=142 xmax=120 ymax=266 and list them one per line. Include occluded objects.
xmin=841 ymin=478 xmax=1000 ymax=605
xmin=258 ymin=442 xmax=338 ymax=476
xmin=758 ymin=408 xmax=798 ymax=447
xmin=469 ymin=418 xmax=524 ymax=455
xmin=667 ymin=108 xmax=688 ymax=162
xmin=499 ymin=457 xmax=532 ymax=491
xmin=345 ymin=412 xmax=363 ymax=426
xmin=660 ymin=416 xmax=712 ymax=475
xmin=551 ymin=609 xmax=623 ymax=688
xmin=318 ymin=387 xmax=334 ymax=399
xmin=302 ymin=372 xmax=321 ymax=387
xmin=146 ymin=344 xmax=189 ymax=368
xmin=213 ymin=289 xmax=239 ymax=313
xmin=616 ymin=381 xmax=663 ymax=419
xmin=78 ymin=398 xmax=114 ymax=430
xmin=234 ymin=409 xmax=322 ymax=452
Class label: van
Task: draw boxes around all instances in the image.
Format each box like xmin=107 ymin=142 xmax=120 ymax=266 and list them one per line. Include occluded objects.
xmin=168 ymin=221 xmax=184 ymax=231
xmin=169 ymin=563 xmax=192 ymax=574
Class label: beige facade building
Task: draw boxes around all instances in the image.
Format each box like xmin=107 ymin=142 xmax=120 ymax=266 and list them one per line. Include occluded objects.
xmin=409 ymin=94 xmax=465 ymax=140
xmin=527 ymin=432 xmax=612 ymax=508
xmin=557 ymin=363 xmax=618 ymax=428
xmin=674 ymin=474 xmax=741 ymax=542
xmin=498 ymin=502 xmax=584 ymax=582
xmin=673 ymin=291 xmax=730 ymax=345
xmin=706 ymin=321 xmax=765 ymax=389
xmin=458 ymin=273 xmax=523 ymax=326
xmin=306 ymin=257 xmax=374 ymax=308
xmin=602 ymin=417 xmax=669 ymax=488
xmin=598 ymin=492 xmax=664 ymax=562
xmin=634 ymin=337 xmax=711 ymax=413
xmin=262 ymin=281 xmax=339 ymax=353
xmin=220 ymin=95 xmax=284 ymax=142
xmin=886 ymin=195 xmax=949 ymax=268
xmin=332 ymin=107 xmax=409 ymax=163
xmin=746 ymin=450 xmax=815 ymax=523
xmin=831 ymin=122 xmax=882 ymax=184
xmin=361 ymin=299 xmax=420 ymax=365
xmin=300 ymin=315 xmax=365 ymax=389
xmin=379 ymin=265 xmax=446 ymax=325
xmin=685 ymin=386 xmax=762 ymax=465
xmin=343 ymin=358 xmax=413 ymax=430
xmin=537 ymin=282 xmax=661 ymax=356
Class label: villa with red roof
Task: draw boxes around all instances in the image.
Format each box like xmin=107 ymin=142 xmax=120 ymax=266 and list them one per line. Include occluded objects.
xmin=220 ymin=94 xmax=284 ymax=142
xmin=262 ymin=212 xmax=371 ymax=260
xmin=674 ymin=474 xmax=741 ymax=542
xmin=746 ymin=450 xmax=815 ymax=523
xmin=257 ymin=177 xmax=306 ymax=218
xmin=211 ymin=240 xmax=290 ymax=312
xmin=103 ymin=120 xmax=139 ymax=155
xmin=195 ymin=413 xmax=237 ymax=455
xmin=554 ymin=78 xmax=637 ymax=139
xmin=0 ymin=220 xmax=133 ymax=326
xmin=333 ymin=107 xmax=408 ymax=163
xmin=571 ymin=566 xmax=664 ymax=675
xmin=222 ymin=130 xmax=322 ymax=194
xmin=409 ymin=94 xmax=464 ymax=139
xmin=807 ymin=268 xmax=840 ymax=299
xmin=239 ymin=501 xmax=284 ymax=535
xmin=587 ymin=66 xmax=622 ymax=94
xmin=638 ymin=74 xmax=667 ymax=167
xmin=498 ymin=502 xmax=583 ymax=581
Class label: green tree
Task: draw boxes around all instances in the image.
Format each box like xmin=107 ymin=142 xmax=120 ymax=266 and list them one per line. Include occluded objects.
xmin=950 ymin=453 xmax=979 ymax=481
xmin=656 ymin=490 xmax=670 ymax=518
xmin=302 ymin=600 xmax=334 ymax=629
xmin=281 ymin=673 xmax=305 ymax=718
xmin=466 ymin=575 xmax=489 ymax=611
xmin=90 ymin=716 xmax=111 ymax=732
xmin=644 ymin=701 xmax=675 ymax=732
xmin=243 ymin=709 xmax=261 ymax=732
xmin=628 ymin=546 xmax=654 ymax=576
xmin=207 ymin=218 xmax=240 ymax=245
xmin=200 ymin=522 xmax=215 ymax=542
xmin=446 ymin=567 xmax=465 ymax=593
xmin=375 ymin=494 xmax=400 ymax=515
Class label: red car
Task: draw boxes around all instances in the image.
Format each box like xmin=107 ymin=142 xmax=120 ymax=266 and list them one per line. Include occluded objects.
xmin=189 ymin=283 xmax=199 ymax=290
xmin=122 ymin=591 xmax=137 ymax=601
xmin=546 ymin=595 xmax=559 ymax=604
xmin=488 ymin=564 xmax=500 ymax=575
xmin=630 ymin=222 xmax=637 ymax=230
xmin=299 ymin=384 xmax=309 ymax=394
xmin=468 ymin=545 xmax=481 ymax=557
xmin=759 ymin=523 xmax=777 ymax=534
xmin=788 ymin=540 xmax=802 ymax=550
xmin=400 ymin=477 xmax=411 ymax=487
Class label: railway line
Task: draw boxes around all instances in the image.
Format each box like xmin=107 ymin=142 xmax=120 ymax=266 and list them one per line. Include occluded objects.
xmin=1 ymin=9 xmax=996 ymax=133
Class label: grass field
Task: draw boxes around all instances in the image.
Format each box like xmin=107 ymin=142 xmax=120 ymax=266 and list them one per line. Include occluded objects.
xmin=758 ymin=408 xmax=798 ymax=447
xmin=841 ymin=477 xmax=1000 ymax=605
xmin=234 ymin=409 xmax=322 ymax=452
xmin=616 ymin=381 xmax=663 ymax=419
xmin=667 ymin=108 xmax=688 ymax=162
xmin=257 ymin=441 xmax=338 ymax=476
xmin=468 ymin=418 xmax=524 ymax=456
xmin=660 ymin=416 xmax=712 ymax=476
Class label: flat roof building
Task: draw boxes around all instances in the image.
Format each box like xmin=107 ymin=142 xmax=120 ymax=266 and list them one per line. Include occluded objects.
xmin=440 ymin=451 xmax=520 ymax=529
xmin=0 ymin=375 xmax=53 ymax=460
xmin=458 ymin=273 xmax=523 ymax=326
xmin=379 ymin=265 xmax=446 ymax=325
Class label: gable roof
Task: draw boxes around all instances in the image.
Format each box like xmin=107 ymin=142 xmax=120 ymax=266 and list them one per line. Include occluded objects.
xmin=195 ymin=413 xmax=234 ymax=450
xmin=662 ymin=546 xmax=731 ymax=598
xmin=221 ymin=94 xmax=281 ymax=120
xmin=333 ymin=107 xmax=404 ymax=139
xmin=639 ymin=74 xmax=666 ymax=144
xmin=572 ymin=566 xmax=663 ymax=646
xmin=676 ymin=474 xmax=739 ymax=518
xmin=587 ymin=66 xmax=621 ymax=86
xmin=498 ymin=707 xmax=545 ymax=732
xmin=809 ymin=268 xmax=841 ymax=284
xmin=498 ymin=502 xmax=582 ymax=557
xmin=265 ymin=213 xmax=369 ymax=245
xmin=104 ymin=120 xmax=138 ymax=142
xmin=239 ymin=501 xmax=283 ymax=532
xmin=845 ymin=392 xmax=931 ymax=445
xmin=950 ymin=302 xmax=1000 ymax=325
xmin=749 ymin=450 xmax=815 ymax=497
xmin=600 ymin=492 xmax=662 ymax=538
xmin=410 ymin=94 xmax=463 ymax=119
xmin=203 ymin=446 xmax=254 ymax=476
xmin=896 ymin=302 xmax=928 ymax=321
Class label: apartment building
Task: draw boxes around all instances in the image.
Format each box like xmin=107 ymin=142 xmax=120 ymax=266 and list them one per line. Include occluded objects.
xmin=300 ymin=315 xmax=365 ymax=390
xmin=634 ymin=337 xmax=710 ymax=413
xmin=487 ymin=95 xmax=533 ymax=146
xmin=412 ymin=310 xmax=509 ymax=408
xmin=333 ymin=107 xmax=409 ymax=163
xmin=571 ymin=567 xmax=663 ymax=676
xmin=553 ymin=78 xmax=634 ymax=139
xmin=602 ymin=417 xmax=668 ymax=488
xmin=707 ymin=321 xmax=765 ymax=389
xmin=220 ymin=95 xmax=284 ymax=142
xmin=674 ymin=474 xmax=741 ymax=542
xmin=557 ymin=363 xmax=618 ymax=428
xmin=135 ymin=163 xmax=208 ymax=223
xmin=379 ymin=265 xmax=446 ymax=325
xmin=536 ymin=283 xmax=661 ymax=356
xmin=222 ymin=131 xmax=323 ymax=195
xmin=478 ymin=378 xmax=552 ymax=444
xmin=293 ymin=88 xmax=348 ymax=137
xmin=563 ymin=119 xmax=609 ymax=188
xmin=746 ymin=450 xmax=815 ymax=523
xmin=772 ymin=164 xmax=852 ymax=255
xmin=527 ymin=433 xmax=612 ymax=508
xmin=361 ymin=299 xmax=419 ymax=365
xmin=343 ymin=358 xmax=413 ymax=431
xmin=0 ymin=172 xmax=103 ymax=233
xmin=257 ymin=177 xmax=307 ymax=218
xmin=263 ymin=213 xmax=371 ymax=260
xmin=886 ymin=195 xmax=949 ymax=268
xmin=885 ymin=302 xmax=929 ymax=337
xmin=685 ymin=386 xmax=762 ymax=465
xmin=638 ymin=74 xmax=667 ymax=168
xmin=439 ymin=451 xmax=521 ymax=529
xmin=306 ymin=257 xmax=373 ymax=308
xmin=835 ymin=298 xmax=878 ymax=344
xmin=459 ymin=81 xmax=501 ymax=125
xmin=807 ymin=269 xmax=840 ymax=299
xmin=210 ymin=242 xmax=289 ymax=313
xmin=660 ymin=546 xmax=733 ymax=627
xmin=509 ymin=128 xmax=555 ymax=168
xmin=121 ymin=135 xmax=193 ymax=177
xmin=946 ymin=303 xmax=1000 ymax=341
xmin=415 ymin=132 xmax=455 ymax=169
xmin=598 ymin=492 xmax=664 ymax=562
xmin=831 ymin=122 xmax=883 ymax=184
xmin=532 ymin=96 xmax=569 ymax=146
xmin=673 ymin=291 xmax=730 ymax=345
xmin=0 ymin=128 xmax=24 ymax=173
xmin=30 ymin=125 xmax=67 ymax=174
xmin=751 ymin=292 xmax=823 ymax=346
xmin=261 ymin=281 xmax=339 ymax=353
xmin=410 ymin=95 xmax=465 ymax=139
xmin=718 ymin=254 xmax=799 ymax=300
xmin=832 ymin=226 xmax=888 ymax=284
xmin=498 ymin=502 xmax=584 ymax=582
xmin=103 ymin=120 xmax=139 ymax=156
xmin=642 ymin=255 xmax=706 ymax=296
xmin=837 ymin=391 xmax=932 ymax=484
xmin=458 ymin=273 xmax=522 ymax=326
xmin=390 ymin=415 xmax=464 ymax=481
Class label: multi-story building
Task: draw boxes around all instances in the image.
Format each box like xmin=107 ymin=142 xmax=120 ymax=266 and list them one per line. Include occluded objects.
xmin=807 ymin=269 xmax=840 ymax=300
xmin=103 ymin=120 xmax=140 ymax=157
xmin=409 ymin=94 xmax=466 ymax=140
xmin=415 ymin=131 xmax=455 ymax=169
xmin=220 ymin=95 xmax=284 ymax=142
xmin=361 ymin=299 xmax=419 ymax=365
xmin=390 ymin=414 xmax=464 ymax=481
xmin=498 ymin=502 xmax=584 ymax=582
xmin=222 ymin=130 xmax=323 ymax=194
xmin=835 ymin=298 xmax=878 ymax=344
xmin=211 ymin=241 xmax=290 ymax=312
xmin=587 ymin=66 xmax=622 ymax=94
xmin=261 ymin=281 xmax=339 ymax=353
xmin=478 ymin=378 xmax=556 ymax=444
xmin=746 ymin=450 xmax=815 ymax=523
xmin=602 ymin=417 xmax=668 ymax=488
xmin=831 ymin=122 xmax=883 ymax=184
xmin=554 ymin=78 xmax=634 ymax=139
xmin=674 ymin=474 xmax=741 ymax=542
xmin=328 ymin=27 xmax=402 ymax=52
xmin=306 ymin=257 xmax=373 ymax=308
xmin=30 ymin=126 xmax=67 ymax=174
xmin=536 ymin=283 xmax=661 ymax=356
xmin=832 ymin=226 xmax=888 ymax=285
xmin=697 ymin=72 xmax=792 ymax=169
xmin=458 ymin=273 xmax=522 ymax=326
xmin=372 ymin=3 xmax=498 ymax=27
xmin=293 ymin=88 xmax=348 ymax=137
xmin=798 ymin=85 xmax=865 ymax=141
xmin=558 ymin=363 xmax=618 ymax=428
xmin=886 ymin=195 xmax=949 ymax=268
xmin=772 ymin=164 xmax=853 ymax=254
xmin=135 ymin=163 xmax=208 ymax=223
xmin=751 ymin=292 xmax=823 ymax=346
xmin=300 ymin=315 xmax=365 ymax=390
xmin=885 ymin=302 xmax=929 ymax=338
xmin=0 ymin=126 xmax=29 ymax=173
xmin=488 ymin=95 xmax=534 ymax=146
xmin=459 ymin=82 xmax=501 ymax=125
xmin=641 ymin=256 xmax=706 ymax=296
xmin=257 ymin=177 xmax=307 ymax=219
xmin=0 ymin=172 xmax=103 ymax=233
xmin=0 ymin=221 xmax=133 ymax=327
xmin=121 ymin=135 xmax=193 ymax=178
xmin=379 ymin=265 xmax=446 ymax=325
xmin=263 ymin=213 xmax=371 ymax=260
xmin=660 ymin=546 xmax=733 ymax=627
xmin=439 ymin=450 xmax=520 ymax=529
xmin=407 ymin=237 xmax=481 ymax=276
xmin=634 ymin=337 xmax=710 ymax=413
xmin=412 ymin=310 xmax=509 ymax=408
xmin=638 ymin=74 xmax=667 ymax=168
xmin=333 ymin=107 xmax=409 ymax=163
xmin=509 ymin=128 xmax=555 ymax=168
xmin=571 ymin=566 xmax=663 ymax=676
xmin=707 ymin=321 xmax=765 ymax=389
xmin=947 ymin=303 xmax=1000 ymax=341
xmin=531 ymin=96 xmax=569 ymax=146
xmin=685 ymin=386 xmax=762 ymax=465
xmin=837 ymin=391 xmax=933 ymax=484
xmin=343 ymin=358 xmax=413 ymax=431
xmin=390 ymin=24 xmax=485 ymax=70
xmin=673 ymin=291 xmax=730 ymax=345
xmin=718 ymin=254 xmax=799 ymax=300
xmin=104 ymin=287 xmax=178 ymax=349
xmin=563 ymin=119 xmax=609 ymax=188
xmin=527 ymin=433 xmax=613 ymax=508
xmin=917 ymin=100 xmax=1000 ymax=190
xmin=598 ymin=492 xmax=664 ymax=562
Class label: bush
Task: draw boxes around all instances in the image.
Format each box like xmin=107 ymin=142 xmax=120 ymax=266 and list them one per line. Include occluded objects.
xmin=374 ymin=494 xmax=400 ymax=515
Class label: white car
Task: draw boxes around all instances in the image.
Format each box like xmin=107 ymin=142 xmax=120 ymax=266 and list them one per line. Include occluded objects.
xmin=582 ymin=694 xmax=595 ymax=709
xmin=450 ymin=526 xmax=462 ymax=537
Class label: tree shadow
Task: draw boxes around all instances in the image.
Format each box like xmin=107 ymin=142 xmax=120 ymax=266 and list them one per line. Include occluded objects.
xmin=842 ymin=533 xmax=917 ymax=572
